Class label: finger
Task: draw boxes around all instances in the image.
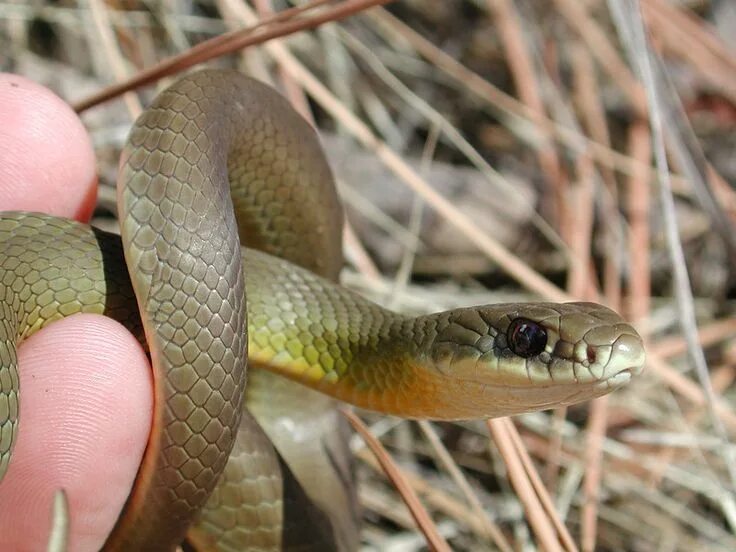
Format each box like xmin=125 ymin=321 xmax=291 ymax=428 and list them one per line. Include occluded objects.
xmin=0 ymin=314 xmax=152 ymax=552
xmin=0 ymin=73 xmax=97 ymax=221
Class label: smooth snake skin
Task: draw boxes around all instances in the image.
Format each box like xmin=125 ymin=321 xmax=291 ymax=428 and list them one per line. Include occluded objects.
xmin=0 ymin=69 xmax=645 ymax=550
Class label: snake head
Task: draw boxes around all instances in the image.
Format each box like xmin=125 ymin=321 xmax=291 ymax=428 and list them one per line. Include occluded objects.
xmin=426 ymin=302 xmax=645 ymax=418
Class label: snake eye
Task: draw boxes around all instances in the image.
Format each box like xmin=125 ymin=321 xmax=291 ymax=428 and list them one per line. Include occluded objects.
xmin=507 ymin=318 xmax=547 ymax=358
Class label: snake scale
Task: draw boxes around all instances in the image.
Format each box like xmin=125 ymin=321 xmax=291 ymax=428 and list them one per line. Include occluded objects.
xmin=0 ymin=69 xmax=645 ymax=550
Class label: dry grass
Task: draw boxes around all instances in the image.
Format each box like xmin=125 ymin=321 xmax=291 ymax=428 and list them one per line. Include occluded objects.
xmin=3 ymin=0 xmax=736 ymax=550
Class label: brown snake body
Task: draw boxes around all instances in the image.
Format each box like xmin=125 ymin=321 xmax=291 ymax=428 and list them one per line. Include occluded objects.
xmin=0 ymin=70 xmax=645 ymax=550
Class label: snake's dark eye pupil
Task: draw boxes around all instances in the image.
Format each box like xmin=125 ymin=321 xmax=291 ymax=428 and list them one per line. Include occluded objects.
xmin=507 ymin=318 xmax=547 ymax=358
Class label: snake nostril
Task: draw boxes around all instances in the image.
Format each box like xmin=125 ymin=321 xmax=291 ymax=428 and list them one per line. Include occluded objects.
xmin=586 ymin=346 xmax=597 ymax=364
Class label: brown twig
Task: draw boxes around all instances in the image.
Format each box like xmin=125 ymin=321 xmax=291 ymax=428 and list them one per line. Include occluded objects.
xmin=343 ymin=410 xmax=451 ymax=552
xmin=487 ymin=0 xmax=564 ymax=226
xmin=73 ymin=0 xmax=392 ymax=112
xmin=553 ymin=0 xmax=647 ymax=115
xmin=625 ymin=120 xmax=653 ymax=326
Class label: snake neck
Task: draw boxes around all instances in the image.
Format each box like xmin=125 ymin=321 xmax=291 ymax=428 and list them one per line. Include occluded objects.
xmin=244 ymin=248 xmax=478 ymax=418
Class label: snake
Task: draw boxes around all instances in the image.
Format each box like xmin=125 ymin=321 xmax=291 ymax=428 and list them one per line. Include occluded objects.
xmin=0 ymin=69 xmax=645 ymax=551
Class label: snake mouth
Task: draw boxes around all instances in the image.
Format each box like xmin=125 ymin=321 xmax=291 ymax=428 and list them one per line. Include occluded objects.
xmin=596 ymin=368 xmax=634 ymax=391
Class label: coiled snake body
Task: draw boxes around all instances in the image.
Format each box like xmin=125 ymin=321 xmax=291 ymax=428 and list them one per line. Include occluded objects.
xmin=0 ymin=70 xmax=645 ymax=550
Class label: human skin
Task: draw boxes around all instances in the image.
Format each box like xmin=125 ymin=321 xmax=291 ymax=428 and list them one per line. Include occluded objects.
xmin=0 ymin=73 xmax=152 ymax=551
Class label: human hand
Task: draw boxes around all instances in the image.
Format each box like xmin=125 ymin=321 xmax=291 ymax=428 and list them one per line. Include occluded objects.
xmin=0 ymin=74 xmax=152 ymax=551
